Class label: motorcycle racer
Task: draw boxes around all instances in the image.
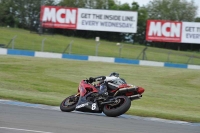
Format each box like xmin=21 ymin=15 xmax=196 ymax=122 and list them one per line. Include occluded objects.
xmin=88 ymin=72 xmax=120 ymax=97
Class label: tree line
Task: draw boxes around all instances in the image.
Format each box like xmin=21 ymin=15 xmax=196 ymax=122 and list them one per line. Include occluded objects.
xmin=0 ymin=0 xmax=200 ymax=51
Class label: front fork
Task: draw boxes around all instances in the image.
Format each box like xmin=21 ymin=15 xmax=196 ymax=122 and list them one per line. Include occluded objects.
xmin=75 ymin=93 xmax=80 ymax=97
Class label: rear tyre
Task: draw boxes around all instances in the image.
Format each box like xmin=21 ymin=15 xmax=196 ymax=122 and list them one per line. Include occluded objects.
xmin=103 ymin=96 xmax=131 ymax=117
xmin=60 ymin=95 xmax=79 ymax=112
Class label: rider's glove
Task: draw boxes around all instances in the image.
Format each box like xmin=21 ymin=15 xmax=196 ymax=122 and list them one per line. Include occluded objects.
xmin=89 ymin=77 xmax=95 ymax=83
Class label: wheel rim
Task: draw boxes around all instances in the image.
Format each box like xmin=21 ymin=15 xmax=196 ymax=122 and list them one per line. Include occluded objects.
xmin=105 ymin=97 xmax=126 ymax=110
xmin=63 ymin=96 xmax=77 ymax=107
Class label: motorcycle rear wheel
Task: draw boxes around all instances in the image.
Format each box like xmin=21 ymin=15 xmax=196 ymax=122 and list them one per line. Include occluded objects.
xmin=103 ymin=96 xmax=131 ymax=117
xmin=60 ymin=95 xmax=79 ymax=112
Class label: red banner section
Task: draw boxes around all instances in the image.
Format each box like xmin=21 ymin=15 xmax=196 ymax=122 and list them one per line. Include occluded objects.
xmin=40 ymin=6 xmax=78 ymax=29
xmin=146 ymin=20 xmax=182 ymax=42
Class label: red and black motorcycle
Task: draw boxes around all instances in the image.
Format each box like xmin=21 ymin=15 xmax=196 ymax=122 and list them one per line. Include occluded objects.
xmin=60 ymin=78 xmax=145 ymax=117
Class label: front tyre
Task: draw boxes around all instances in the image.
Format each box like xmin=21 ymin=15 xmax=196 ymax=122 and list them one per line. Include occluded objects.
xmin=60 ymin=95 xmax=79 ymax=112
xmin=103 ymin=96 xmax=131 ymax=117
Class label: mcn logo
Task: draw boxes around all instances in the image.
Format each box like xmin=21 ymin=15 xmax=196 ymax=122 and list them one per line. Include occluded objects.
xmin=146 ymin=20 xmax=182 ymax=42
xmin=40 ymin=6 xmax=78 ymax=29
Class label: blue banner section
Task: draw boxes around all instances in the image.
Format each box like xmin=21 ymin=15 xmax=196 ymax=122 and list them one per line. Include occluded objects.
xmin=115 ymin=58 xmax=140 ymax=65
xmin=7 ymin=49 xmax=35 ymax=56
xmin=164 ymin=63 xmax=188 ymax=69
xmin=62 ymin=54 xmax=88 ymax=60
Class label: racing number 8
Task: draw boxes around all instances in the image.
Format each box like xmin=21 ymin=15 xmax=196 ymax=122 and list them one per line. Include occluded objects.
xmin=92 ymin=103 xmax=96 ymax=110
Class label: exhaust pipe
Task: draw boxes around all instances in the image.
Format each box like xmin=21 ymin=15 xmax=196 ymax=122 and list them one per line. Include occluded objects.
xmin=128 ymin=94 xmax=142 ymax=101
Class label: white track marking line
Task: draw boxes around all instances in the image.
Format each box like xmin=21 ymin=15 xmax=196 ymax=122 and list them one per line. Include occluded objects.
xmin=0 ymin=127 xmax=53 ymax=133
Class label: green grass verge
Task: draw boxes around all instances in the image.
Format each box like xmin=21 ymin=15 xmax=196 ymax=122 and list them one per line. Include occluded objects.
xmin=0 ymin=27 xmax=200 ymax=65
xmin=0 ymin=55 xmax=200 ymax=122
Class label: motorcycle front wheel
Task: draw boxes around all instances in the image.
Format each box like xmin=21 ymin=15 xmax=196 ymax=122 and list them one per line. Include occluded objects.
xmin=103 ymin=96 xmax=131 ymax=117
xmin=60 ymin=95 xmax=79 ymax=112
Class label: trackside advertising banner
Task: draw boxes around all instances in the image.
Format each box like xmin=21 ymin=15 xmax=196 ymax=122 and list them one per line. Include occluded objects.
xmin=40 ymin=6 xmax=138 ymax=33
xmin=182 ymin=22 xmax=200 ymax=44
xmin=40 ymin=6 xmax=78 ymax=29
xmin=146 ymin=20 xmax=200 ymax=44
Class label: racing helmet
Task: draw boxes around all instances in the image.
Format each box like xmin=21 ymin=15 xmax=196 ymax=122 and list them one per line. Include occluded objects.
xmin=109 ymin=72 xmax=119 ymax=77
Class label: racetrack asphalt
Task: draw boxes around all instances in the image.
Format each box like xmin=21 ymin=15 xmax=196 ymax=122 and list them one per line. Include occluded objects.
xmin=0 ymin=100 xmax=199 ymax=133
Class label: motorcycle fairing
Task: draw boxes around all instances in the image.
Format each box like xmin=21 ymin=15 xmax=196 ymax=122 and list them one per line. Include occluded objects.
xmin=75 ymin=92 xmax=101 ymax=113
xmin=78 ymin=80 xmax=98 ymax=96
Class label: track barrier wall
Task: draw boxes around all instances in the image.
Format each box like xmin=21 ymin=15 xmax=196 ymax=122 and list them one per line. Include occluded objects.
xmin=1 ymin=48 xmax=200 ymax=70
